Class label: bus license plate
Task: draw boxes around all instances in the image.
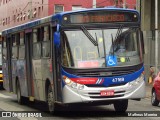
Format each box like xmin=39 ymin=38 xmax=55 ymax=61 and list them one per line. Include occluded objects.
xmin=100 ymin=90 xmax=114 ymax=96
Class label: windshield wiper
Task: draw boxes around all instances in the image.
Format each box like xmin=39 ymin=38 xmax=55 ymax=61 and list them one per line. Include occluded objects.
xmin=111 ymin=34 xmax=114 ymax=56
xmin=115 ymin=24 xmax=124 ymax=40
xmin=111 ymin=25 xmax=124 ymax=54
xmin=81 ymin=26 xmax=98 ymax=46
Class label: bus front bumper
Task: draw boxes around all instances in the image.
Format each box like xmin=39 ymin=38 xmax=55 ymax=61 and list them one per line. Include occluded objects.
xmin=62 ymin=78 xmax=145 ymax=104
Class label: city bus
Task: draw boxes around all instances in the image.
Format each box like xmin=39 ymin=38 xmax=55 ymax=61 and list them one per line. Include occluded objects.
xmin=1 ymin=8 xmax=145 ymax=113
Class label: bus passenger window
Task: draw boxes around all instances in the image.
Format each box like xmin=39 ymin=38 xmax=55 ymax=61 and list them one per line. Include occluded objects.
xmin=42 ymin=42 xmax=50 ymax=58
xmin=12 ymin=34 xmax=19 ymax=59
xmin=20 ymin=32 xmax=24 ymax=45
xmin=43 ymin=26 xmax=50 ymax=41
xmin=33 ymin=43 xmax=41 ymax=59
xmin=42 ymin=26 xmax=50 ymax=58
xmin=19 ymin=32 xmax=25 ymax=59
xmin=2 ymin=38 xmax=7 ymax=60
xmin=33 ymin=28 xmax=41 ymax=59
xmin=33 ymin=29 xmax=38 ymax=43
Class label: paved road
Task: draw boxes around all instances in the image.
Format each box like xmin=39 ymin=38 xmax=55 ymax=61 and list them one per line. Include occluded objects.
xmin=0 ymin=86 xmax=160 ymax=120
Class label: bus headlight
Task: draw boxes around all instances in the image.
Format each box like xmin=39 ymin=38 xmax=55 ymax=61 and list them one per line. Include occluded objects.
xmin=71 ymin=82 xmax=77 ymax=89
xmin=63 ymin=76 xmax=72 ymax=85
xmin=62 ymin=76 xmax=85 ymax=90
xmin=78 ymin=85 xmax=84 ymax=90
xmin=129 ymin=74 xmax=144 ymax=86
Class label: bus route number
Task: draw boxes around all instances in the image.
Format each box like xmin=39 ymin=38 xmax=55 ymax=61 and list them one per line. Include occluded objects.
xmin=112 ymin=77 xmax=124 ymax=83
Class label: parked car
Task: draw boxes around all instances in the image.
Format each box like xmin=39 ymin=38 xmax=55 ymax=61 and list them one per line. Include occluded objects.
xmin=151 ymin=72 xmax=160 ymax=106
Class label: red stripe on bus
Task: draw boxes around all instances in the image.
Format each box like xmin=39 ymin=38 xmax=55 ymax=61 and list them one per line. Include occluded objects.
xmin=70 ymin=78 xmax=98 ymax=84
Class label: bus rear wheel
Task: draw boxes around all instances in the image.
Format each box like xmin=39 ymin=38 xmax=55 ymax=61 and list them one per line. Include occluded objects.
xmin=113 ymin=100 xmax=128 ymax=112
xmin=16 ymin=81 xmax=24 ymax=104
xmin=47 ymin=84 xmax=56 ymax=114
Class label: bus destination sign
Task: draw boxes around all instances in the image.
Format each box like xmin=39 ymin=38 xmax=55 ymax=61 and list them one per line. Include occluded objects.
xmin=62 ymin=11 xmax=139 ymax=24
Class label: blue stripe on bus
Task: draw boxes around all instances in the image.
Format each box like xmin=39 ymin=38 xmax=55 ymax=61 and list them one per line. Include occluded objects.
xmin=61 ymin=67 xmax=144 ymax=88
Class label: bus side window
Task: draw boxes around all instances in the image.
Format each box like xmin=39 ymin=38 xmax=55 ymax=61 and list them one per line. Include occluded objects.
xmin=12 ymin=34 xmax=19 ymax=59
xmin=32 ymin=28 xmax=41 ymax=59
xmin=19 ymin=32 xmax=25 ymax=59
xmin=2 ymin=37 xmax=7 ymax=60
xmin=42 ymin=26 xmax=51 ymax=58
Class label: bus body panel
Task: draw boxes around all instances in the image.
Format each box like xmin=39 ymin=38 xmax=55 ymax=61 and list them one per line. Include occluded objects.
xmin=2 ymin=62 xmax=9 ymax=91
xmin=17 ymin=60 xmax=28 ymax=97
xmin=11 ymin=59 xmax=17 ymax=93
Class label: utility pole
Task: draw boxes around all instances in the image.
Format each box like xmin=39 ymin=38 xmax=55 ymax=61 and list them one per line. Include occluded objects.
xmin=93 ymin=0 xmax=96 ymax=8
xmin=155 ymin=0 xmax=158 ymax=74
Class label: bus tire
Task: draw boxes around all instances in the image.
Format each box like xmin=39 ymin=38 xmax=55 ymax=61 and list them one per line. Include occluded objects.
xmin=47 ymin=84 xmax=56 ymax=114
xmin=16 ymin=81 xmax=24 ymax=104
xmin=114 ymin=99 xmax=128 ymax=112
xmin=151 ymin=90 xmax=159 ymax=106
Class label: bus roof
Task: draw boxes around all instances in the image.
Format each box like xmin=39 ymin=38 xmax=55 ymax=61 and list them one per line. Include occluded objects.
xmin=2 ymin=8 xmax=139 ymax=35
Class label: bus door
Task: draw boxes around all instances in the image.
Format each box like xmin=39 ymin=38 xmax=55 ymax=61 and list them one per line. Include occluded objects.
xmin=25 ymin=30 xmax=34 ymax=98
xmin=6 ymin=35 xmax=13 ymax=92
xmin=52 ymin=27 xmax=62 ymax=101
xmin=7 ymin=35 xmax=13 ymax=92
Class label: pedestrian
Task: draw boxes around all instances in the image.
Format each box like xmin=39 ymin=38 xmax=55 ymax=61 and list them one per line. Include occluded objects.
xmin=148 ymin=66 xmax=158 ymax=84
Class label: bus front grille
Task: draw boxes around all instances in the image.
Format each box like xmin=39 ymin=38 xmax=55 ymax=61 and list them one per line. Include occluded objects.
xmin=76 ymin=70 xmax=135 ymax=77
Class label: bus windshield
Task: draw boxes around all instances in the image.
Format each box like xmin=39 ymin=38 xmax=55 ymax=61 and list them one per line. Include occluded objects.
xmin=62 ymin=27 xmax=142 ymax=68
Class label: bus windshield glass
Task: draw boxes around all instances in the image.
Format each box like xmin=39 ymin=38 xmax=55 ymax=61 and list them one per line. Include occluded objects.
xmin=62 ymin=27 xmax=142 ymax=68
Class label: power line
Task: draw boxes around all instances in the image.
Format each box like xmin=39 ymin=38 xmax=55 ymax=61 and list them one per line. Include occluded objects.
xmin=0 ymin=2 xmax=30 ymax=26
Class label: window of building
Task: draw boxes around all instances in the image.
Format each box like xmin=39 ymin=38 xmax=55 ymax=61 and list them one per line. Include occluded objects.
xmin=54 ymin=5 xmax=64 ymax=14
xmin=13 ymin=15 xmax=16 ymax=23
xmin=33 ymin=8 xmax=37 ymax=18
xmin=5 ymin=18 xmax=7 ymax=25
xmin=20 ymin=12 xmax=22 ymax=21
xmin=8 ymin=17 xmax=10 ymax=24
xmin=38 ymin=7 xmax=41 ymax=16
xmin=23 ymin=11 xmax=26 ymax=20
xmin=17 ymin=14 xmax=19 ymax=22
xmin=27 ymin=10 xmax=30 ymax=19
xmin=72 ymin=6 xmax=82 ymax=11
xmin=2 ymin=19 xmax=5 ymax=26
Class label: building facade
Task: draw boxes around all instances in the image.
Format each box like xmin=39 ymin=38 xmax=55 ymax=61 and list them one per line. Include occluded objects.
xmin=0 ymin=0 xmax=136 ymax=32
xmin=139 ymin=0 xmax=160 ymax=79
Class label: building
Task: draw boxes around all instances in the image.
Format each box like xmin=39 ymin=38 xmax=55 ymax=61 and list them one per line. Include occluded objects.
xmin=0 ymin=0 xmax=48 ymax=32
xmin=0 ymin=0 xmax=136 ymax=32
xmin=139 ymin=0 xmax=160 ymax=79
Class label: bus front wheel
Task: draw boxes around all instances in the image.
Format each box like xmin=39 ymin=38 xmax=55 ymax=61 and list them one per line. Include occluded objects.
xmin=47 ymin=84 xmax=56 ymax=114
xmin=113 ymin=100 xmax=128 ymax=112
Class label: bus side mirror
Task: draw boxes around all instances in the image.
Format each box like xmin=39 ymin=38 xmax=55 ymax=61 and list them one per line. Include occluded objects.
xmin=54 ymin=32 xmax=60 ymax=46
